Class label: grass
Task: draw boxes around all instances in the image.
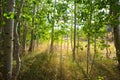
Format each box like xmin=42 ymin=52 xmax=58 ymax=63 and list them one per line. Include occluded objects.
xmin=18 ymin=42 xmax=120 ymax=80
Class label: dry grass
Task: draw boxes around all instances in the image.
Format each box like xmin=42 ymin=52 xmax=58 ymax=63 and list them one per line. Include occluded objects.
xmin=18 ymin=41 xmax=120 ymax=80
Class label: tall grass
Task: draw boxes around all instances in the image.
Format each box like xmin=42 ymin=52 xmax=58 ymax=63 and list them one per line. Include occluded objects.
xmin=18 ymin=42 xmax=119 ymax=80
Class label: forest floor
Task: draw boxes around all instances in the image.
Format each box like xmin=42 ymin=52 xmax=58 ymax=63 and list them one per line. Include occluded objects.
xmin=18 ymin=42 xmax=120 ymax=80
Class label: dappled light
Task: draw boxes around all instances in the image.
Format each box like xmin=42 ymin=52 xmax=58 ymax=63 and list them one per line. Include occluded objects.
xmin=0 ymin=0 xmax=120 ymax=80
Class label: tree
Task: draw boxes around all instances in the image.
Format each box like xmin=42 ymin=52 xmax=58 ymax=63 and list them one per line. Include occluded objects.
xmin=86 ymin=0 xmax=92 ymax=74
xmin=0 ymin=0 xmax=3 ymax=60
xmin=22 ymin=21 xmax=28 ymax=53
xmin=111 ymin=0 xmax=120 ymax=68
xmin=73 ymin=0 xmax=76 ymax=61
xmin=28 ymin=2 xmax=36 ymax=52
xmin=50 ymin=0 xmax=56 ymax=53
xmin=3 ymin=0 xmax=15 ymax=79
xmin=13 ymin=0 xmax=25 ymax=79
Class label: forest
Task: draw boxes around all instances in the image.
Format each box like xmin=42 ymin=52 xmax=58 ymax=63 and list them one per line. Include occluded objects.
xmin=0 ymin=0 xmax=120 ymax=80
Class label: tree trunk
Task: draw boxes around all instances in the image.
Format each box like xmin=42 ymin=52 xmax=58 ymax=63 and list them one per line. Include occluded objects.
xmin=70 ymin=25 xmax=73 ymax=52
xmin=29 ymin=29 xmax=35 ymax=52
xmin=50 ymin=25 xmax=54 ymax=53
xmin=0 ymin=0 xmax=3 ymax=51
xmin=0 ymin=0 xmax=4 ymax=49
xmin=22 ymin=22 xmax=28 ymax=53
xmin=86 ymin=0 xmax=92 ymax=74
xmin=60 ymin=36 xmax=63 ymax=80
xmin=77 ymin=28 xmax=79 ymax=55
xmin=28 ymin=3 xmax=36 ymax=52
xmin=111 ymin=0 xmax=120 ymax=68
xmin=0 ymin=0 xmax=4 ymax=78
xmin=67 ymin=34 xmax=69 ymax=54
xmin=89 ymin=34 xmax=96 ymax=77
xmin=106 ymin=27 xmax=110 ymax=58
xmin=3 ymin=0 xmax=15 ymax=79
xmin=113 ymin=26 xmax=120 ymax=67
xmin=50 ymin=0 xmax=56 ymax=53
xmin=13 ymin=0 xmax=24 ymax=79
xmin=87 ymin=33 xmax=90 ymax=74
xmin=73 ymin=0 xmax=76 ymax=61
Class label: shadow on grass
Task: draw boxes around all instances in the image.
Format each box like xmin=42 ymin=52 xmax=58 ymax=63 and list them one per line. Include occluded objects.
xmin=18 ymin=50 xmax=85 ymax=80
xmin=18 ymin=50 xmax=58 ymax=80
xmin=90 ymin=60 xmax=120 ymax=80
xmin=18 ymin=50 xmax=120 ymax=80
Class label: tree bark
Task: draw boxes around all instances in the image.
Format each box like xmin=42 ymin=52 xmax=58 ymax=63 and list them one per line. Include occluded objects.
xmin=3 ymin=0 xmax=15 ymax=79
xmin=73 ymin=0 xmax=76 ymax=61
xmin=13 ymin=0 xmax=24 ymax=79
xmin=60 ymin=36 xmax=63 ymax=80
xmin=28 ymin=3 xmax=36 ymax=52
xmin=111 ymin=0 xmax=120 ymax=68
xmin=89 ymin=34 xmax=96 ymax=77
xmin=67 ymin=34 xmax=69 ymax=54
xmin=0 ymin=0 xmax=4 ymax=79
xmin=22 ymin=22 xmax=28 ymax=53
xmin=87 ymin=0 xmax=92 ymax=74
xmin=77 ymin=28 xmax=79 ymax=55
xmin=113 ymin=26 xmax=120 ymax=66
xmin=50 ymin=24 xmax=54 ymax=53
xmin=0 ymin=0 xmax=3 ymax=49
xmin=29 ymin=29 xmax=35 ymax=52
xmin=50 ymin=0 xmax=56 ymax=53
xmin=106 ymin=27 xmax=110 ymax=58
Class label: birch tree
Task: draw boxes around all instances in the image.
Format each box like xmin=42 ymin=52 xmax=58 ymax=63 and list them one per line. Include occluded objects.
xmin=13 ymin=0 xmax=25 ymax=79
xmin=3 ymin=0 xmax=15 ymax=79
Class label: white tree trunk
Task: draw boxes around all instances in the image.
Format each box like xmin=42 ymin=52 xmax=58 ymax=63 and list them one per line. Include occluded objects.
xmin=3 ymin=0 xmax=14 ymax=79
xmin=13 ymin=0 xmax=24 ymax=79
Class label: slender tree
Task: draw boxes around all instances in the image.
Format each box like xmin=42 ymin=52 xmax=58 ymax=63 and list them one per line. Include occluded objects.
xmin=13 ymin=0 xmax=25 ymax=79
xmin=50 ymin=0 xmax=56 ymax=53
xmin=86 ymin=0 xmax=92 ymax=74
xmin=67 ymin=34 xmax=69 ymax=54
xmin=106 ymin=26 xmax=110 ymax=58
xmin=77 ymin=27 xmax=79 ymax=55
xmin=28 ymin=2 xmax=36 ymax=52
xmin=0 ymin=1 xmax=3 ymax=79
xmin=22 ymin=21 xmax=28 ymax=53
xmin=0 ymin=0 xmax=3 ymax=51
xmin=60 ymin=35 xmax=63 ymax=80
xmin=73 ymin=0 xmax=76 ymax=61
xmin=89 ymin=33 xmax=96 ymax=77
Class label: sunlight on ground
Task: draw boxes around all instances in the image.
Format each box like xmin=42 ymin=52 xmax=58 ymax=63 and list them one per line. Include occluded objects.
xmin=18 ymin=41 xmax=120 ymax=80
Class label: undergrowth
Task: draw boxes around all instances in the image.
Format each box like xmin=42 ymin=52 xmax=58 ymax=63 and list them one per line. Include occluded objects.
xmin=18 ymin=43 xmax=120 ymax=80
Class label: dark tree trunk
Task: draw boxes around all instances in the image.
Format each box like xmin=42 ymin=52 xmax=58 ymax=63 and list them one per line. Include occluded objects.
xmin=28 ymin=3 xmax=36 ymax=52
xmin=77 ymin=28 xmax=79 ymax=55
xmin=73 ymin=0 xmax=76 ymax=61
xmin=106 ymin=28 xmax=110 ymax=58
xmin=110 ymin=0 xmax=120 ymax=68
xmin=28 ymin=29 xmax=35 ymax=52
xmin=0 ymin=0 xmax=3 ymax=51
xmin=113 ymin=26 xmax=120 ymax=67
xmin=50 ymin=0 xmax=56 ymax=53
xmin=50 ymin=25 xmax=54 ymax=53
xmin=0 ymin=0 xmax=4 ymax=79
xmin=22 ymin=22 xmax=28 ymax=53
